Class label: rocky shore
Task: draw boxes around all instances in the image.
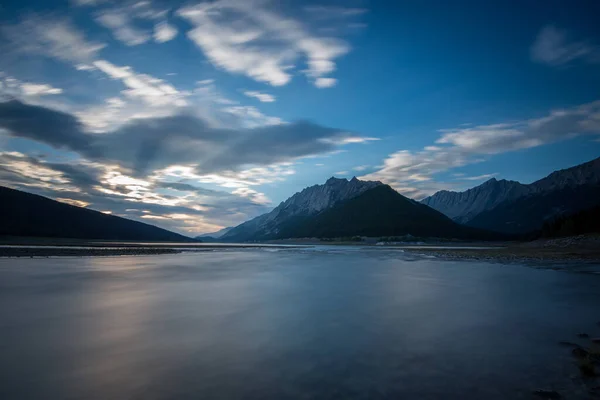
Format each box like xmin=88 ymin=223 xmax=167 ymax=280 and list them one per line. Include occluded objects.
xmin=401 ymin=235 xmax=600 ymax=266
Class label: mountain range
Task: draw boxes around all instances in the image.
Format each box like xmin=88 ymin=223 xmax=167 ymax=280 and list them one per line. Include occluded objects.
xmin=3 ymin=156 xmax=598 ymax=243
xmin=221 ymin=177 xmax=502 ymax=242
xmin=0 ymin=186 xmax=193 ymax=242
xmin=421 ymin=156 xmax=600 ymax=234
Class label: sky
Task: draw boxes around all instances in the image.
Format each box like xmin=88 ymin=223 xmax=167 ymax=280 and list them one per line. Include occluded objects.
xmin=0 ymin=0 xmax=599 ymax=235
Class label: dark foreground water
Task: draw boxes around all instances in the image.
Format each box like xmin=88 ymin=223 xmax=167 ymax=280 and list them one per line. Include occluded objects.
xmin=1 ymin=247 xmax=600 ymax=399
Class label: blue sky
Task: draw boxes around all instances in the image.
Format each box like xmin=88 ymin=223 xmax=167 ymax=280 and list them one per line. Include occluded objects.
xmin=0 ymin=0 xmax=599 ymax=235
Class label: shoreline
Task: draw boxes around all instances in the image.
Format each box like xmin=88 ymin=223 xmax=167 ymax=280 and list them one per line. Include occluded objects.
xmin=0 ymin=239 xmax=311 ymax=257
xmin=0 ymin=247 xmax=182 ymax=258
xmin=1 ymin=235 xmax=599 ymax=262
xmin=399 ymin=235 xmax=600 ymax=267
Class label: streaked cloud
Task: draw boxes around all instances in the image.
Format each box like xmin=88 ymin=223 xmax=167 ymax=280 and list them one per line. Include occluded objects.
xmin=0 ymin=75 xmax=63 ymax=98
xmin=177 ymin=0 xmax=352 ymax=87
xmin=460 ymin=173 xmax=498 ymax=181
xmin=363 ymin=100 xmax=600 ymax=198
xmin=0 ymin=100 xmax=378 ymax=178
xmin=232 ymin=187 xmax=270 ymax=205
xmin=20 ymin=83 xmax=63 ymax=96
xmin=93 ymin=60 xmax=188 ymax=107
xmin=320 ymin=136 xmax=379 ymax=145
xmin=243 ymin=90 xmax=276 ymax=103
xmin=222 ymin=106 xmax=282 ymax=128
xmin=96 ymin=11 xmax=151 ymax=46
xmin=1 ymin=15 xmax=105 ymax=65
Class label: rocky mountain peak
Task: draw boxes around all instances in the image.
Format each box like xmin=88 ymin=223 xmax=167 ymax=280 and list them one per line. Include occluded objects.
xmin=325 ymin=176 xmax=346 ymax=185
xmin=221 ymin=177 xmax=383 ymax=241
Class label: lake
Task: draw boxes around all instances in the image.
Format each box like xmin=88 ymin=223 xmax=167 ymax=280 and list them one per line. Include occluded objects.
xmin=1 ymin=247 xmax=599 ymax=399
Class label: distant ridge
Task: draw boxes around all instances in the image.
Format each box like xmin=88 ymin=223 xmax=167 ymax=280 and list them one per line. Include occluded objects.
xmin=421 ymin=157 xmax=600 ymax=233
xmin=421 ymin=178 xmax=529 ymax=223
xmin=0 ymin=186 xmax=194 ymax=241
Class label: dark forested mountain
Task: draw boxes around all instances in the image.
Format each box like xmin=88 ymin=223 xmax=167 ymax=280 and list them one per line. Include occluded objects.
xmin=421 ymin=157 xmax=600 ymax=233
xmin=467 ymin=184 xmax=600 ymax=235
xmin=0 ymin=186 xmax=193 ymax=241
xmin=540 ymin=205 xmax=600 ymax=238
xmin=221 ymin=177 xmax=382 ymax=242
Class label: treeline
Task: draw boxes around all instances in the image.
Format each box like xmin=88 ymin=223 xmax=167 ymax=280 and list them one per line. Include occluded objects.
xmin=541 ymin=205 xmax=600 ymax=238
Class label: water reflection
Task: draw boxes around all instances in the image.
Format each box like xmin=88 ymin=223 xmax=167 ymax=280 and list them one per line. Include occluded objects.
xmin=1 ymin=249 xmax=599 ymax=399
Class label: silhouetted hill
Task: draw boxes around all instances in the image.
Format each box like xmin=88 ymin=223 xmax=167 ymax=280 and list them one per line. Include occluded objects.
xmin=0 ymin=186 xmax=194 ymax=241
xmin=541 ymin=205 xmax=600 ymax=238
xmin=467 ymin=185 xmax=600 ymax=235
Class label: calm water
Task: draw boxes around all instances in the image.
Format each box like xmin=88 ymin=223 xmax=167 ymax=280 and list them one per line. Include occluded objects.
xmin=1 ymin=247 xmax=599 ymax=399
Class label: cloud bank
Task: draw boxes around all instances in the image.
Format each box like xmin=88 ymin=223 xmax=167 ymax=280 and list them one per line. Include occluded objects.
xmin=362 ymin=100 xmax=600 ymax=199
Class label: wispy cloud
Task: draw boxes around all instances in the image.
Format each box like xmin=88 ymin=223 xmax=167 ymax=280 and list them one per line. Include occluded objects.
xmin=177 ymin=0 xmax=353 ymax=87
xmin=154 ymin=21 xmax=178 ymax=43
xmin=531 ymin=25 xmax=600 ymax=66
xmin=304 ymin=6 xmax=368 ymax=18
xmin=460 ymin=173 xmax=498 ymax=181
xmin=320 ymin=136 xmax=379 ymax=145
xmin=20 ymin=83 xmax=63 ymax=96
xmin=0 ymin=75 xmax=63 ymax=98
xmin=243 ymin=90 xmax=276 ymax=103
xmin=96 ymin=11 xmax=151 ymax=46
xmin=93 ymin=60 xmax=188 ymax=108
xmin=231 ymin=187 xmax=271 ymax=205
xmin=70 ymin=0 xmax=108 ymax=6
xmin=1 ymin=15 xmax=105 ymax=65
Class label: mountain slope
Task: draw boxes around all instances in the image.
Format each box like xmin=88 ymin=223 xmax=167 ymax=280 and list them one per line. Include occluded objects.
xmin=540 ymin=204 xmax=600 ymax=238
xmin=421 ymin=178 xmax=529 ymax=223
xmin=422 ymin=156 xmax=600 ymax=224
xmin=467 ymin=184 xmax=600 ymax=235
xmin=221 ymin=177 xmax=382 ymax=241
xmin=0 ymin=186 xmax=193 ymax=241
xmin=195 ymin=227 xmax=232 ymax=240
xmin=276 ymin=185 xmax=504 ymax=240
